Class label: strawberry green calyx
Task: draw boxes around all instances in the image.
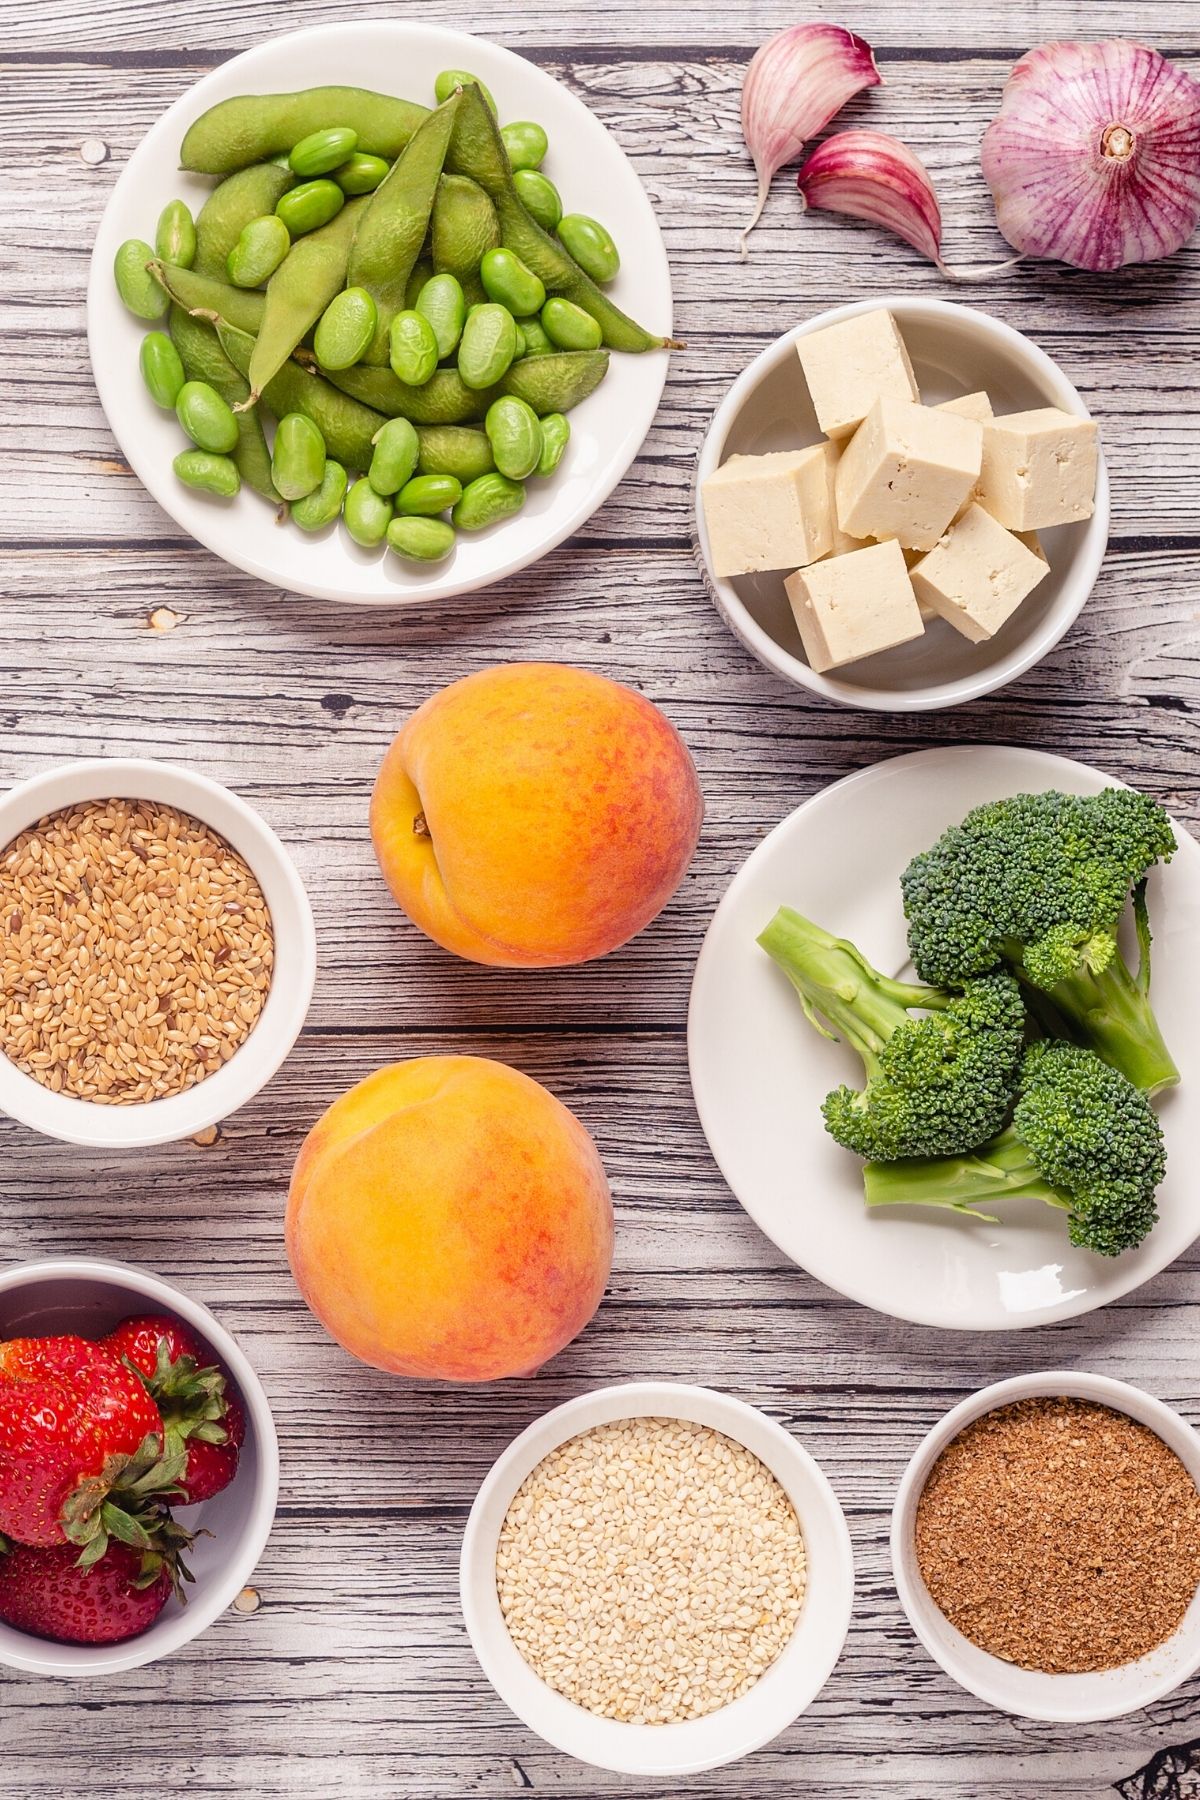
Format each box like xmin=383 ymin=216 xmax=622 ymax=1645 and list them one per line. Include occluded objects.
xmin=59 ymin=1431 xmax=189 ymax=1570
xmin=119 ymin=1340 xmax=232 ymax=1450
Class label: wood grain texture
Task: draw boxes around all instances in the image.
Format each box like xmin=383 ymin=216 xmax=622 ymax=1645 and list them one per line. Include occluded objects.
xmin=2 ymin=2 xmax=1199 ymax=1795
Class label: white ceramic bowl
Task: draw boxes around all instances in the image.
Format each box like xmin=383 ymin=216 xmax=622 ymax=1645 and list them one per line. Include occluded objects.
xmin=0 ymin=758 xmax=315 ymax=1147
xmin=87 ymin=21 xmax=673 ymax=607
xmin=694 ymin=297 xmax=1109 ymax=712
xmin=460 ymin=1381 xmax=854 ymax=1775
xmin=892 ymin=1371 xmax=1200 ymax=1722
xmin=0 ymin=1256 xmax=279 ymax=1677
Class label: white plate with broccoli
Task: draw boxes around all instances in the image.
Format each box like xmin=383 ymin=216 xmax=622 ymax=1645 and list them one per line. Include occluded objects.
xmin=687 ymin=745 xmax=1198 ymax=1331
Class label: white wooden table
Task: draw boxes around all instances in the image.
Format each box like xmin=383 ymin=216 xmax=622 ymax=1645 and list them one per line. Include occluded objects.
xmin=3 ymin=3 xmax=1199 ymax=1794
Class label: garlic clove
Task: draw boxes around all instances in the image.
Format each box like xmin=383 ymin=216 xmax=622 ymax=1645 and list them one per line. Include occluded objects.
xmin=796 ymin=129 xmax=943 ymax=265
xmin=740 ymin=23 xmax=882 ymax=256
xmin=982 ymin=38 xmax=1200 ymax=271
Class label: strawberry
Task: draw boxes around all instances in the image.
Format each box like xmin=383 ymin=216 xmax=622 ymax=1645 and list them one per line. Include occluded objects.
xmin=0 ymin=1335 xmax=187 ymax=1561
xmin=0 ymin=1535 xmax=181 ymax=1645
xmin=101 ymin=1315 xmax=245 ymax=1505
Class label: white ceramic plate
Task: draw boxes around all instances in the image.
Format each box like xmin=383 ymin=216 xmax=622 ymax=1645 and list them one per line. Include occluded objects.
xmin=87 ymin=22 xmax=673 ymax=606
xmin=688 ymin=746 xmax=1199 ymax=1331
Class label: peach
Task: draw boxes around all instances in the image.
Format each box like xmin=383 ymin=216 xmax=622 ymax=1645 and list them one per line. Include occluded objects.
xmin=286 ymin=1056 xmax=613 ymax=1382
xmin=370 ymin=662 xmax=703 ymax=966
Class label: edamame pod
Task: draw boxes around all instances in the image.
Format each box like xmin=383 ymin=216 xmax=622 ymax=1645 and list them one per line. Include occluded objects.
xmin=289 ymin=126 xmax=358 ymax=177
xmin=415 ymin=425 xmax=495 ymax=482
xmin=139 ymin=331 xmax=186 ymax=409
xmin=389 ymin=310 xmax=439 ymax=386
xmin=193 ymin=163 xmax=295 ymax=276
xmin=114 ymin=239 xmax=168 ymax=320
xmin=368 ymin=417 xmax=420 ymax=496
xmin=434 ymin=69 xmax=496 ymax=112
xmin=155 ymin=199 xmax=196 ymax=269
xmin=334 ymin=152 xmax=390 ymax=196
xmin=168 ymin=306 xmax=279 ymax=502
xmin=319 ymin=348 xmax=608 ymax=422
xmin=556 ymin=213 xmax=620 ymax=285
xmin=314 ymin=287 xmax=378 ymax=371
xmin=149 ymin=259 xmax=266 ymax=335
xmin=226 ymin=214 xmax=291 ymax=288
xmin=404 ymin=258 xmax=435 ymax=311
xmin=517 ymin=316 xmax=554 ymax=357
xmin=217 ymin=319 xmax=387 ymax=469
xmin=484 ymin=395 xmax=543 ymax=481
xmin=541 ymin=296 xmax=604 ymax=351
xmin=386 ymin=516 xmax=457 ymax=561
xmin=415 ymin=272 xmax=466 ymax=358
xmin=347 ymin=93 xmax=461 ymax=364
xmin=395 ymin=473 xmax=462 ymax=515
xmin=451 ymin=472 xmax=525 ymax=531
xmin=245 ymin=198 xmax=366 ymax=404
xmin=503 ymin=349 xmax=609 ymax=414
xmin=501 ymin=121 xmax=548 ymax=172
xmin=181 ymin=87 xmax=428 ymax=175
xmin=513 ymin=168 xmax=562 ymax=232
xmin=176 ymin=379 xmax=239 ymax=453
xmin=458 ymin=302 xmax=518 ymax=389
xmin=535 ymin=411 xmax=570 ymax=476
xmin=431 ymin=174 xmax=499 ymax=295
xmin=480 ymin=248 xmax=545 ymax=318
xmin=292 ymin=458 xmax=348 ymax=530
xmin=173 ymin=449 xmax=240 ymax=496
xmin=276 ymin=178 xmax=345 ymax=236
xmin=272 ymin=412 xmax=326 ymax=501
xmin=344 ymin=477 xmax=393 ymax=547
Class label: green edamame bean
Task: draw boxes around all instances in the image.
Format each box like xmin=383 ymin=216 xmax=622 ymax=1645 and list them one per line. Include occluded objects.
xmin=181 ymin=89 xmax=427 ymax=176
xmin=276 ymin=178 xmax=345 ymax=236
xmin=173 ymin=449 xmax=240 ymax=497
xmin=416 ymin=425 xmax=495 ymax=482
xmin=535 ymin=411 xmax=570 ymax=477
xmin=501 ymin=121 xmax=548 ymax=172
xmin=389 ymin=310 xmax=439 ymax=387
xmin=541 ymin=296 xmax=603 ymax=351
xmin=139 ymin=331 xmax=186 ymax=409
xmin=114 ymin=239 xmax=168 ymax=320
xmin=434 ymin=69 xmax=496 ymax=113
xmin=334 ymin=152 xmax=390 ymax=196
xmin=484 ymin=395 xmax=542 ymax=481
xmin=513 ymin=168 xmax=562 ymax=232
xmin=415 ymin=272 xmax=466 ymax=359
xmin=512 ymin=321 xmax=527 ymax=358
xmin=289 ymin=126 xmax=358 ymax=178
xmin=480 ymin=248 xmax=545 ymax=318
xmin=193 ymin=163 xmax=295 ymax=276
xmin=155 ymin=199 xmax=196 ymax=269
xmin=314 ymin=286 xmax=378 ymax=370
xmin=176 ymin=379 xmax=239 ymax=453
xmin=452 ymin=471 xmax=525 ymax=531
xmin=343 ymin=477 xmax=393 ymax=547
xmin=386 ymin=515 xmax=456 ymax=562
xmin=395 ymin=473 xmax=462 ymax=516
xmin=169 ymin=307 xmax=279 ymax=502
xmin=517 ymin=316 xmax=554 ymax=357
xmin=271 ymin=411 xmax=326 ymax=501
xmin=556 ymin=213 xmax=620 ymax=286
xmin=458 ymin=302 xmax=517 ymax=389
xmin=292 ymin=458 xmax=348 ymax=531
xmin=368 ymin=416 xmax=420 ymax=496
xmin=226 ymin=213 xmax=291 ymax=287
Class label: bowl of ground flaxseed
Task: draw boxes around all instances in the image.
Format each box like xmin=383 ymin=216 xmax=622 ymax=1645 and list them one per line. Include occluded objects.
xmin=892 ymin=1371 xmax=1200 ymax=1723
xmin=460 ymin=1381 xmax=854 ymax=1776
xmin=0 ymin=759 xmax=315 ymax=1147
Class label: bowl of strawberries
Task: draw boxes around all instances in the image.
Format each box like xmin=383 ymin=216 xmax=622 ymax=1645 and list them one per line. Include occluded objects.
xmin=0 ymin=1256 xmax=278 ymax=1675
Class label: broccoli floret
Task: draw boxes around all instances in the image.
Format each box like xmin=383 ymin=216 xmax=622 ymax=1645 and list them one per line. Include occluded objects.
xmin=900 ymin=787 xmax=1178 ymax=1094
xmin=863 ymin=1041 xmax=1166 ymax=1256
xmin=757 ymin=906 xmax=1026 ymax=1161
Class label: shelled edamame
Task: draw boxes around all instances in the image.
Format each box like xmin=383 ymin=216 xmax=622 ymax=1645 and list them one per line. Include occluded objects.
xmin=115 ymin=66 xmax=668 ymax=566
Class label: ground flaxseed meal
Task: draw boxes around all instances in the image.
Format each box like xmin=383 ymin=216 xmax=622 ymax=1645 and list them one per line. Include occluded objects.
xmin=495 ymin=1415 xmax=808 ymax=1725
xmin=0 ymin=797 xmax=274 ymax=1104
xmin=915 ymin=1397 xmax=1200 ymax=1674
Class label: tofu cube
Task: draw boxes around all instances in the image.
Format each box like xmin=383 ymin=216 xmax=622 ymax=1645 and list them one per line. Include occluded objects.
xmin=795 ymin=309 xmax=919 ymax=439
xmin=937 ymin=391 xmax=994 ymax=425
xmin=701 ymin=448 xmax=831 ymax=578
xmin=784 ymin=539 xmax=925 ymax=673
xmin=977 ymin=407 xmax=1099 ymax=531
xmin=909 ymin=504 xmax=1050 ymax=643
xmin=834 ymin=397 xmax=983 ymax=551
xmin=819 ymin=440 xmax=865 ymax=558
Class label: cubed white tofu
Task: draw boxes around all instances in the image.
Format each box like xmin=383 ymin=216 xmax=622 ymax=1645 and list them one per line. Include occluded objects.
xmin=784 ymin=539 xmax=925 ymax=673
xmin=818 ymin=440 xmax=865 ymax=558
xmin=1015 ymin=527 xmax=1047 ymax=561
xmin=977 ymin=407 xmax=1099 ymax=531
xmin=701 ymin=448 xmax=832 ymax=578
xmin=834 ymin=397 xmax=983 ymax=551
xmin=795 ymin=309 xmax=919 ymax=439
xmin=937 ymin=391 xmax=994 ymax=425
xmin=909 ymin=503 xmax=1050 ymax=643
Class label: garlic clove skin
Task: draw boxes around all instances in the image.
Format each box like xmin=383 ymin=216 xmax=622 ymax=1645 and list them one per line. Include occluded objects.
xmin=982 ymin=39 xmax=1200 ymax=272
xmin=740 ymin=23 xmax=882 ymax=255
xmin=796 ymin=129 xmax=943 ymax=265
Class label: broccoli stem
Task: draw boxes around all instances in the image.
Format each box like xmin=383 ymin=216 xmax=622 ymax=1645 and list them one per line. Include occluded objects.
xmin=1032 ymin=951 xmax=1179 ymax=1095
xmin=862 ymin=1128 xmax=1069 ymax=1221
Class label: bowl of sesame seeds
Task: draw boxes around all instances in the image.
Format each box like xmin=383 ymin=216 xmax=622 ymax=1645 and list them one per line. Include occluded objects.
xmin=0 ymin=758 xmax=315 ymax=1147
xmin=460 ymin=1381 xmax=854 ymax=1775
